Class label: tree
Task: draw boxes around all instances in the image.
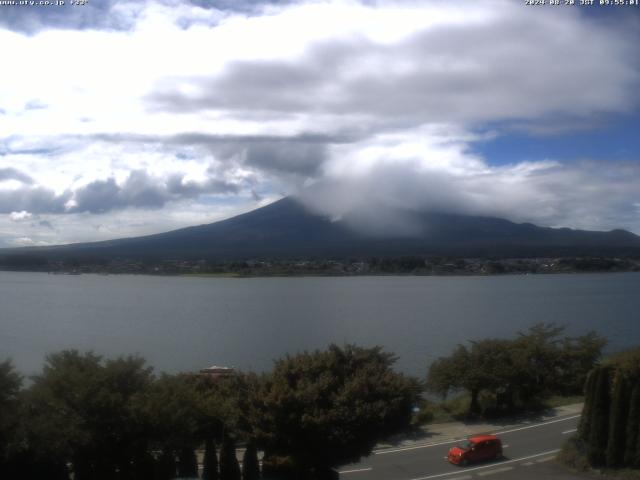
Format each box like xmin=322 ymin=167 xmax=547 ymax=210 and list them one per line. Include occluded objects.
xmin=242 ymin=443 xmax=260 ymax=480
xmin=202 ymin=439 xmax=219 ymax=480
xmin=177 ymin=446 xmax=199 ymax=478
xmin=219 ymin=437 xmax=241 ymax=480
xmin=21 ymin=350 xmax=154 ymax=480
xmin=606 ymin=373 xmax=629 ymax=467
xmin=426 ymin=324 xmax=606 ymax=416
xmin=624 ymin=385 xmax=640 ymax=466
xmin=587 ymin=366 xmax=612 ymax=466
xmin=578 ymin=369 xmax=598 ymax=440
xmin=578 ymin=347 xmax=640 ymax=470
xmin=250 ymin=344 xmax=420 ymax=478
xmin=558 ymin=331 xmax=607 ymax=395
xmin=134 ymin=374 xmax=203 ymax=458
xmin=0 ymin=360 xmax=22 ymax=477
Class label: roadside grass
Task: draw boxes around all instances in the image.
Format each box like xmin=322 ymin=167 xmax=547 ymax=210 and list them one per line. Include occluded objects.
xmin=545 ymin=395 xmax=584 ymax=409
xmin=414 ymin=393 xmax=584 ymax=425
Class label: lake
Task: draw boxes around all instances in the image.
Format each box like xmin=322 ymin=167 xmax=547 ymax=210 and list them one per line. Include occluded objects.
xmin=1 ymin=271 xmax=639 ymax=377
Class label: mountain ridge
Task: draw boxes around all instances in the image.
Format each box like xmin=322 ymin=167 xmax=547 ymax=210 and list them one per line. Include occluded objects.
xmin=2 ymin=197 xmax=640 ymax=261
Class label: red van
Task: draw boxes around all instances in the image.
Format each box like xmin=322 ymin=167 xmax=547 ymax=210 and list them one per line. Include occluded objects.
xmin=447 ymin=434 xmax=503 ymax=466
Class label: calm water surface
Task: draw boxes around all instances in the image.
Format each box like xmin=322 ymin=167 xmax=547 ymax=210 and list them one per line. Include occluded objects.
xmin=1 ymin=272 xmax=639 ymax=377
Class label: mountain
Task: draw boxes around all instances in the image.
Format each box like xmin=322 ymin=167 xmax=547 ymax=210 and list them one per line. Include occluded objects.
xmin=3 ymin=197 xmax=640 ymax=261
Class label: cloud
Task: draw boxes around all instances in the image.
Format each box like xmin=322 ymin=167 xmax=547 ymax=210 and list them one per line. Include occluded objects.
xmin=0 ymin=0 xmax=639 ymax=246
xmin=148 ymin=2 xmax=639 ymax=129
xmin=38 ymin=219 xmax=54 ymax=230
xmin=70 ymin=169 xmax=240 ymax=214
xmin=0 ymin=0 xmax=294 ymax=34
xmin=0 ymin=167 xmax=34 ymax=184
xmin=299 ymin=127 xmax=640 ymax=234
xmin=9 ymin=236 xmax=50 ymax=247
xmin=9 ymin=210 xmax=33 ymax=222
xmin=0 ymin=186 xmax=69 ymax=214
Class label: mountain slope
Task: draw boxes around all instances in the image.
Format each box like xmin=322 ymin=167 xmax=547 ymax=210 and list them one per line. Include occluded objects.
xmin=4 ymin=197 xmax=640 ymax=260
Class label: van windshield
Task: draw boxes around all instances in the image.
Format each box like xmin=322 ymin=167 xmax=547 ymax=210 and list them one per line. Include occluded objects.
xmin=460 ymin=441 xmax=474 ymax=450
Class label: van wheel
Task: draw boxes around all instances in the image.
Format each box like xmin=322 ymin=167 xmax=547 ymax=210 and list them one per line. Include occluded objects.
xmin=461 ymin=459 xmax=468 ymax=467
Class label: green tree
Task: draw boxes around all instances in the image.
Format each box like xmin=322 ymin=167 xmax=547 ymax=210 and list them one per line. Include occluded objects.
xmin=427 ymin=324 xmax=606 ymax=416
xmin=0 ymin=360 xmax=23 ymax=477
xmin=202 ymin=439 xmax=219 ymax=480
xmin=134 ymin=374 xmax=203 ymax=455
xmin=587 ymin=366 xmax=612 ymax=466
xmin=606 ymin=373 xmax=629 ymax=467
xmin=177 ymin=446 xmax=198 ymax=478
xmin=21 ymin=350 xmax=154 ymax=480
xmin=220 ymin=437 xmax=241 ymax=480
xmin=558 ymin=331 xmax=607 ymax=395
xmin=242 ymin=443 xmax=260 ymax=480
xmin=624 ymin=385 xmax=640 ymax=466
xmin=578 ymin=369 xmax=598 ymax=440
xmin=250 ymin=344 xmax=420 ymax=478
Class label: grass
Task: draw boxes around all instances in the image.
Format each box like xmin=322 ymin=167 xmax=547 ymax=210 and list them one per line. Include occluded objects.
xmin=418 ymin=393 xmax=584 ymax=425
xmin=545 ymin=395 xmax=584 ymax=408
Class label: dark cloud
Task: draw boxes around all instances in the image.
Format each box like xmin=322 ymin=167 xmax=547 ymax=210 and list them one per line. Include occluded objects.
xmin=0 ymin=0 xmax=293 ymax=34
xmin=38 ymin=220 xmax=54 ymax=230
xmin=71 ymin=169 xmax=239 ymax=214
xmin=147 ymin=12 xmax=639 ymax=128
xmin=0 ymin=167 xmax=34 ymax=184
xmin=0 ymin=186 xmax=69 ymax=214
xmin=0 ymin=0 xmax=140 ymax=34
xmin=94 ymin=132 xmax=351 ymax=177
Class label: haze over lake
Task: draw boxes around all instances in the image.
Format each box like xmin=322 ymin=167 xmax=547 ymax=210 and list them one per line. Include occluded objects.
xmin=2 ymin=272 xmax=639 ymax=377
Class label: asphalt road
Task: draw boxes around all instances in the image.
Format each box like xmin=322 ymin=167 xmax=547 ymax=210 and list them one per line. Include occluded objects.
xmin=338 ymin=414 xmax=581 ymax=480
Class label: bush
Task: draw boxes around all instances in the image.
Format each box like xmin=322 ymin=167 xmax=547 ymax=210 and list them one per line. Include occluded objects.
xmin=558 ymin=436 xmax=591 ymax=472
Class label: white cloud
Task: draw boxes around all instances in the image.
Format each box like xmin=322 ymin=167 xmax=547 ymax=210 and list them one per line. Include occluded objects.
xmin=300 ymin=127 xmax=640 ymax=234
xmin=9 ymin=211 xmax=32 ymax=222
xmin=0 ymin=0 xmax=638 ymax=245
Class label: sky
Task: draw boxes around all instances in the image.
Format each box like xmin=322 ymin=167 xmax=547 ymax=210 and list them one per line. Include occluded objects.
xmin=0 ymin=0 xmax=639 ymax=247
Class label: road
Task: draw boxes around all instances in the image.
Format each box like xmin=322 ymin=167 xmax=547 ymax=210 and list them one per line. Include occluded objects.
xmin=338 ymin=413 xmax=581 ymax=480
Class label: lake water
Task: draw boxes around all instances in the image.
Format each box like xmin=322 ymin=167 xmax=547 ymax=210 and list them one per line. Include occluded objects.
xmin=1 ymin=271 xmax=639 ymax=378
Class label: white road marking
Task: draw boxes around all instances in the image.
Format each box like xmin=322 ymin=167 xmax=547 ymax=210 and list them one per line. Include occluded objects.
xmin=491 ymin=415 xmax=580 ymax=436
xmin=477 ymin=466 xmax=514 ymax=476
xmin=376 ymin=438 xmax=466 ymax=455
xmin=339 ymin=467 xmax=373 ymax=474
xmin=409 ymin=449 xmax=560 ymax=480
xmin=562 ymin=429 xmax=577 ymax=434
xmin=502 ymin=444 xmax=509 ymax=448
xmin=376 ymin=414 xmax=579 ymax=456
xmin=535 ymin=456 xmax=555 ymax=463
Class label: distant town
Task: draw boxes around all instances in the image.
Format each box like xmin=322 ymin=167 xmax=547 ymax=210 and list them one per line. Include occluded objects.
xmin=1 ymin=254 xmax=640 ymax=276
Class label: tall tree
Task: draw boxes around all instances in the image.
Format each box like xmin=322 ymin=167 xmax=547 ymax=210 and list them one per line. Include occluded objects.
xmin=177 ymin=446 xmax=198 ymax=478
xmin=578 ymin=369 xmax=598 ymax=440
xmin=0 ymin=360 xmax=22 ymax=478
xmin=427 ymin=323 xmax=606 ymax=416
xmin=250 ymin=344 xmax=420 ymax=477
xmin=202 ymin=439 xmax=219 ymax=480
xmin=21 ymin=350 xmax=154 ymax=480
xmin=219 ymin=437 xmax=241 ymax=480
xmin=624 ymin=386 xmax=640 ymax=466
xmin=606 ymin=373 xmax=629 ymax=467
xmin=242 ymin=443 xmax=260 ymax=480
xmin=587 ymin=366 xmax=612 ymax=466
